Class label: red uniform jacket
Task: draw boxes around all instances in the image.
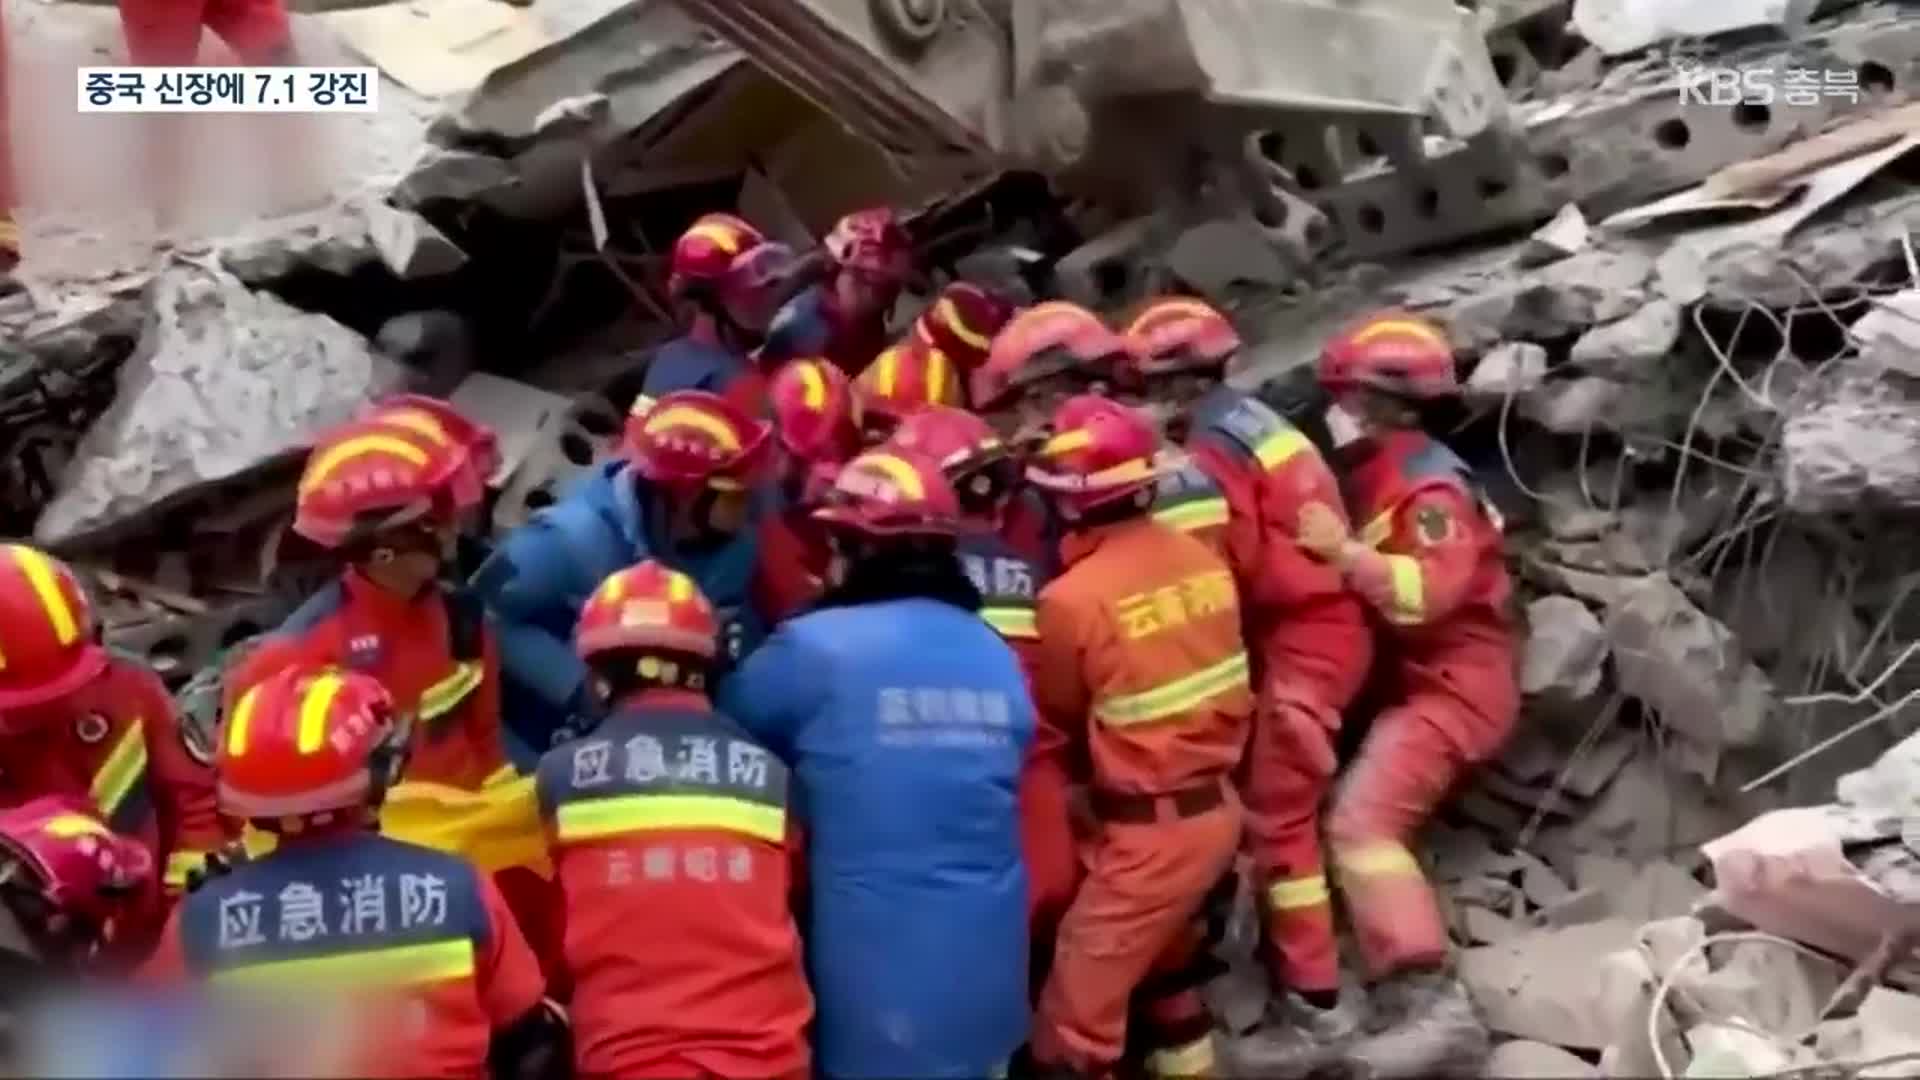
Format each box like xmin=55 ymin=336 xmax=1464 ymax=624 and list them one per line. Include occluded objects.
xmin=0 ymin=656 xmax=229 ymax=930
xmin=751 ymin=507 xmax=832 ymax=627
xmin=228 ymin=572 xmax=511 ymax=791
xmin=536 ymin=691 xmax=811 ymax=1079
xmin=145 ymin=831 xmax=545 ymax=1079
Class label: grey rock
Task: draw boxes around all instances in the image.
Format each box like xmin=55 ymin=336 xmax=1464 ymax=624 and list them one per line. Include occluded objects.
xmin=1521 ymin=376 xmax=1627 ymax=434
xmin=1519 ymin=203 xmax=1592 ymax=268
xmin=392 ymin=147 xmax=519 ymax=208
xmin=1521 ymin=595 xmax=1608 ymax=701
xmin=1570 ymin=300 xmax=1682 ymax=379
xmin=1780 ymin=359 xmax=1920 ymax=513
xmin=1604 ymin=574 xmax=1774 ymax=751
xmin=365 ymin=203 xmax=468 ymax=280
xmin=219 ymin=200 xmax=467 ymax=284
xmin=1466 ymin=341 xmax=1548 ymax=403
xmin=33 ymin=267 xmax=406 ymax=545
xmin=1436 ymin=250 xmax=1652 ymax=354
xmin=1849 ymin=289 xmax=1920 ymax=377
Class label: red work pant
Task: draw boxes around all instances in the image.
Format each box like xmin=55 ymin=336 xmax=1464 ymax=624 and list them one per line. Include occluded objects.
xmin=117 ymin=0 xmax=291 ymax=65
xmin=1326 ymin=646 xmax=1517 ymax=978
xmin=1241 ymin=613 xmax=1371 ymax=996
xmin=0 ymin=13 xmax=17 ymax=263
xmin=1034 ymin=795 xmax=1241 ymax=1075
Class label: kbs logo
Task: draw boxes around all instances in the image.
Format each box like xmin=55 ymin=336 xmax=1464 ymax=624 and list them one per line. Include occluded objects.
xmin=1675 ymin=62 xmax=1862 ymax=107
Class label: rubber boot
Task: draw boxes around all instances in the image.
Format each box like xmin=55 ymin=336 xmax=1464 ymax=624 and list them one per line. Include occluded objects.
xmin=1346 ymin=971 xmax=1488 ymax=1079
xmin=1222 ymin=989 xmax=1363 ymax=1079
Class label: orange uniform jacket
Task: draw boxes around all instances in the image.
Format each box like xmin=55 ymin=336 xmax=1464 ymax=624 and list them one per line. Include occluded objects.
xmin=1031 ymin=518 xmax=1253 ymax=796
xmin=0 ymin=655 xmax=229 ymax=924
xmin=228 ymin=572 xmax=511 ymax=790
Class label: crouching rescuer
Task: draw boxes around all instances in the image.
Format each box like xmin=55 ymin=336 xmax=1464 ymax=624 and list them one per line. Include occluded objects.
xmin=538 ymin=560 xmax=811 ymax=1079
xmin=1024 ymin=395 xmax=1253 ymax=1079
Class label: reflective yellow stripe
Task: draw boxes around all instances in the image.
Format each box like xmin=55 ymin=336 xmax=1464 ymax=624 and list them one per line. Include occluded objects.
xmin=1094 ymin=652 xmax=1249 ymax=728
xmin=213 ymin=938 xmax=476 ymax=988
xmin=1350 ymin=318 xmax=1445 ymax=348
xmin=1123 ymin=298 xmax=1217 ymax=337
xmin=980 ymin=606 xmax=1038 ymax=639
xmin=300 ymin=435 xmax=429 ymax=494
xmin=925 ymin=348 xmax=950 ymax=404
xmin=667 ymin=571 xmax=692 ymax=603
xmin=90 ymin=720 xmax=147 ymax=820
xmin=418 ymin=662 xmax=483 ymax=721
xmin=1381 ymin=554 xmax=1425 ymax=626
xmin=227 ymin=684 xmax=262 ymax=757
xmin=1335 ymin=842 xmax=1422 ymax=878
xmin=483 ymin=764 xmax=520 ymax=787
xmin=8 ymin=545 xmax=80 ymax=646
xmin=875 ymin=348 xmax=900 ymax=397
xmin=858 ymin=452 xmax=927 ymax=499
xmin=43 ymin=813 xmax=110 ymax=840
xmin=1148 ymin=1035 xmax=1216 ymax=1078
xmin=1254 ymin=427 xmax=1310 ymax=470
xmin=1155 ymin=496 xmax=1229 ymax=532
xmin=297 ymin=673 xmax=345 ymax=754
xmin=644 ymin=406 xmax=741 ymax=451
xmin=797 ymin=362 xmax=827 ymax=409
xmin=164 ymin=849 xmax=209 ymax=889
xmin=1360 ymin=509 xmax=1395 ymax=547
xmin=937 ymin=298 xmax=993 ymax=350
xmin=377 ymin=409 xmax=451 ymax=446
xmin=685 ymin=221 xmax=744 ymax=254
xmin=556 ymin=793 xmax=785 ymax=844
xmin=1267 ymin=873 xmax=1330 ymax=911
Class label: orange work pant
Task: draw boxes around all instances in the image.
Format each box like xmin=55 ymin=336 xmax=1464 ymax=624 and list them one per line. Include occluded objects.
xmin=1240 ymin=614 xmax=1371 ymax=996
xmin=1033 ymin=798 xmax=1241 ymax=1074
xmin=1326 ymin=653 xmax=1517 ymax=978
xmin=0 ymin=13 xmax=17 ymax=265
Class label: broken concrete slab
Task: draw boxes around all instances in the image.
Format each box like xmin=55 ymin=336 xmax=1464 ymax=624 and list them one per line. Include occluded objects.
xmin=1521 ymin=595 xmax=1609 ymax=701
xmin=1466 ymin=341 xmax=1549 ymax=404
xmin=1574 ymin=0 xmax=1819 ymax=56
xmin=32 ymin=266 xmax=406 ymax=545
xmin=1781 ymin=358 xmax=1920 ymax=514
xmin=1459 ymin=919 xmax=1642 ymax=1048
xmin=1520 ymin=203 xmax=1592 ymax=268
xmin=218 ymin=199 xmax=468 ymax=283
xmin=365 ymin=202 xmax=468 ymax=279
xmin=1605 ymin=574 xmax=1774 ymax=752
xmin=392 ymin=147 xmax=521 ymax=208
xmin=1163 ymin=217 xmax=1296 ymax=297
xmin=1569 ymin=299 xmax=1682 ymax=379
xmin=1486 ymin=1039 xmax=1600 ymax=1079
xmin=1439 ymin=249 xmax=1655 ymax=354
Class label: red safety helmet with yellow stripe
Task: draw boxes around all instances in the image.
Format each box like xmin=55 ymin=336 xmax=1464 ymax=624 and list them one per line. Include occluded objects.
xmin=292 ymin=396 xmax=500 ymax=550
xmin=770 ymin=358 xmax=863 ymax=467
xmin=1026 ymin=394 xmax=1175 ymax=521
xmin=824 ymin=207 xmax=912 ymax=284
xmin=218 ymin=664 xmax=409 ymax=824
xmin=971 ymin=300 xmax=1129 ymax=411
xmin=668 ymin=212 xmax=767 ymax=299
xmin=0 ymin=543 xmax=108 ymax=720
xmin=574 ymin=561 xmax=719 ymax=668
xmin=1121 ymin=296 xmax=1242 ymax=381
xmin=812 ymin=448 xmax=964 ymax=539
xmin=624 ymin=389 xmax=773 ymax=497
xmin=884 ymin=405 xmax=1019 ymax=515
xmin=1317 ymin=309 xmax=1459 ymax=399
xmin=0 ymin=797 xmax=154 ymax=937
xmin=912 ymin=282 xmax=1017 ymax=373
xmin=856 ymin=338 xmax=964 ymax=436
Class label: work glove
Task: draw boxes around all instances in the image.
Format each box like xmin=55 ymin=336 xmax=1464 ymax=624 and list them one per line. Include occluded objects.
xmin=1294 ymin=501 xmax=1350 ymax=563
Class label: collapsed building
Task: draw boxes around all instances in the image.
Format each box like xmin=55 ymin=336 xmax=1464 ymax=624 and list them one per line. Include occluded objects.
xmin=5 ymin=0 xmax=1920 ymax=1073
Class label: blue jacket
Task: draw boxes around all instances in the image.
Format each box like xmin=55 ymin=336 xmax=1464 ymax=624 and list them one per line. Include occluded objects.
xmin=718 ymin=596 xmax=1032 ymax=1079
xmin=472 ymin=460 xmax=767 ymax=760
xmin=638 ymin=333 xmax=750 ymax=400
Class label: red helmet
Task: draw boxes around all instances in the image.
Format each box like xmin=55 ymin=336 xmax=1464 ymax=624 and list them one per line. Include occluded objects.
xmin=972 ymin=301 xmax=1129 ymax=410
xmin=0 ymin=798 xmax=153 ymax=934
xmin=1026 ymin=394 xmax=1171 ymax=519
xmin=294 ymin=397 xmax=499 ymax=549
xmin=1122 ymin=297 xmax=1242 ymax=379
xmin=1317 ymin=310 xmax=1458 ymax=399
xmin=824 ymin=207 xmax=912 ymax=283
xmin=218 ymin=665 xmax=407 ymax=823
xmin=575 ymin=561 xmax=719 ymax=667
xmin=0 ymin=544 xmax=107 ymax=719
xmin=884 ymin=405 xmax=1017 ymax=511
xmin=912 ymin=283 xmax=1017 ymax=372
xmin=812 ymin=448 xmax=964 ymax=539
xmin=623 ymin=390 xmax=773 ymax=495
xmin=857 ymin=339 xmax=964 ymax=432
xmin=770 ymin=358 xmax=863 ymax=466
xmin=668 ymin=212 xmax=768 ymax=298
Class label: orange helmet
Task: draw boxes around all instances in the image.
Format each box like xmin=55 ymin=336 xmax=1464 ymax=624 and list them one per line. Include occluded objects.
xmin=912 ymin=282 xmax=1017 ymax=372
xmin=884 ymin=405 xmax=1017 ymax=512
xmin=857 ymin=339 xmax=965 ymax=433
xmin=1026 ymin=395 xmax=1171 ymax=520
xmin=812 ymin=448 xmax=964 ymax=539
xmin=624 ymin=390 xmax=773 ymax=496
xmin=770 ymin=358 xmax=864 ymax=466
xmin=575 ymin=561 xmax=719 ymax=667
xmin=824 ymin=207 xmax=912 ymax=283
xmin=669 ymin=212 xmax=767 ymax=298
xmin=217 ymin=665 xmax=408 ymax=823
xmin=0 ymin=544 xmax=107 ymax=719
xmin=1317 ymin=310 xmax=1458 ymax=399
xmin=293 ymin=396 xmax=499 ymax=549
xmin=0 ymin=797 xmax=153 ymax=935
xmin=972 ymin=301 xmax=1129 ymax=410
xmin=1122 ymin=297 xmax=1242 ymax=380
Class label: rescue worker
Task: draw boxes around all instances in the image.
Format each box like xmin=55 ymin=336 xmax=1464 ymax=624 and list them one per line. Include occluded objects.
xmin=1024 ymin=395 xmax=1254 ymax=1079
xmin=226 ymin=396 xmax=511 ymax=790
xmin=908 ymin=281 xmax=1019 ymax=375
xmin=1301 ymin=311 xmax=1517 ymax=1072
xmin=720 ymin=449 xmax=1032 ymax=1078
xmin=855 ymin=336 xmax=966 ymax=440
xmin=540 ymin=561 xmax=811 ymax=1078
xmin=0 ymin=17 xmax=19 ymax=295
xmin=118 ymin=0 xmax=294 ymax=64
xmin=0 ymin=799 xmax=154 ymax=973
xmin=144 ymin=664 xmax=565 ymax=1079
xmin=761 ymin=207 xmax=913 ymax=374
xmin=753 ymin=358 xmax=864 ymax=624
xmin=1113 ymin=298 xmax=1374 ymax=1067
xmin=476 ymin=389 xmax=773 ymax=754
xmin=971 ymin=301 xmax=1134 ymax=437
xmin=0 ymin=543 xmax=229 ymax=918
xmin=639 ymin=213 xmax=796 ymax=415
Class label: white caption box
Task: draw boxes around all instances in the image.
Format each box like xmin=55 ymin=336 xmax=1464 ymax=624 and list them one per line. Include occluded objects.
xmin=77 ymin=67 xmax=380 ymax=113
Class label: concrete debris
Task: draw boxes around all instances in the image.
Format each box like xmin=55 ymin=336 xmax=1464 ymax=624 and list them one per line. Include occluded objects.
xmin=392 ymin=147 xmax=521 ymax=208
xmin=1568 ymin=299 xmax=1682 ymax=379
xmin=1458 ymin=919 xmax=1642 ymax=1048
xmin=1851 ymin=290 xmax=1920 ymax=377
xmin=1521 ymin=595 xmax=1608 ymax=701
xmin=33 ymin=266 xmax=406 ymax=545
xmin=1466 ymin=341 xmax=1550 ymax=404
xmin=375 ymin=310 xmax=478 ymax=397
xmin=1435 ymin=249 xmax=1655 ymax=354
xmin=1485 ymin=1039 xmax=1601 ymax=1079
xmin=1521 ymin=203 xmax=1592 ymax=267
xmin=1780 ymin=358 xmax=1920 ymax=513
xmin=219 ymin=198 xmax=468 ymax=283
xmin=1604 ymin=574 xmax=1774 ymax=757
xmin=1573 ymin=0 xmax=1818 ymax=57
xmin=1683 ymin=1022 xmax=1805 ymax=1077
